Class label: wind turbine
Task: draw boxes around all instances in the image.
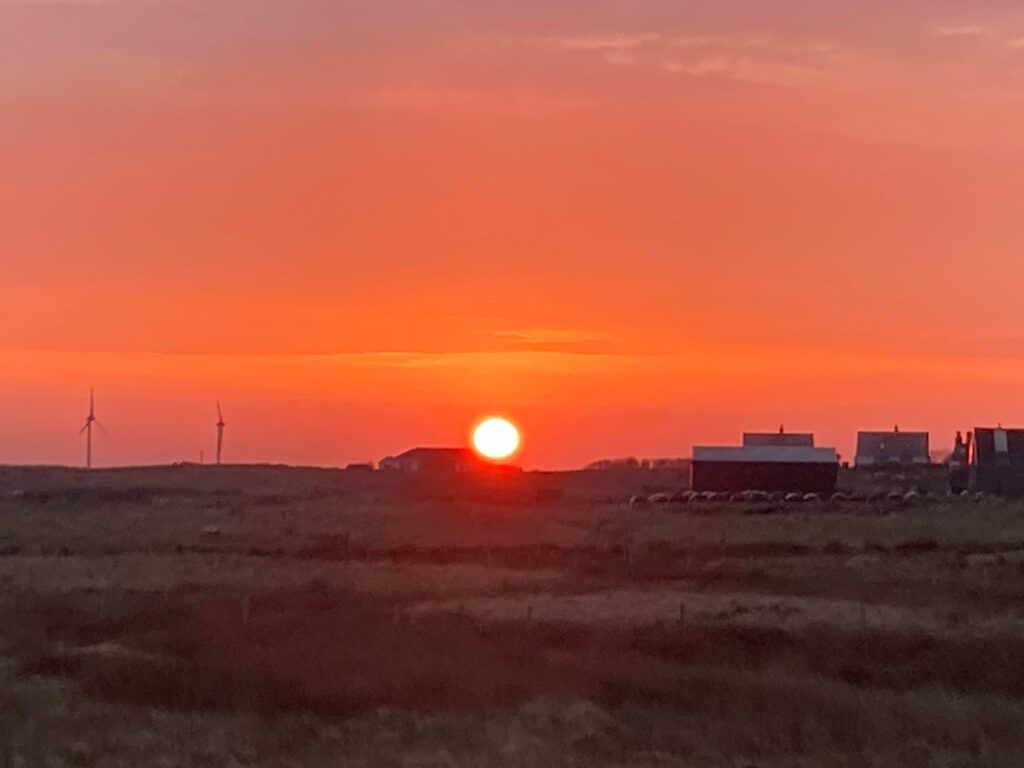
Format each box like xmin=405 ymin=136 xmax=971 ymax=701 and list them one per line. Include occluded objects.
xmin=81 ymin=389 xmax=99 ymax=469
xmin=215 ymin=401 xmax=226 ymax=465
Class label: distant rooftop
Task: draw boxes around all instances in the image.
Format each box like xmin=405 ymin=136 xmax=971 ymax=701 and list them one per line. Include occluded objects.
xmin=693 ymin=446 xmax=838 ymax=465
xmin=855 ymin=429 xmax=929 ymax=466
xmin=743 ymin=432 xmax=814 ymax=448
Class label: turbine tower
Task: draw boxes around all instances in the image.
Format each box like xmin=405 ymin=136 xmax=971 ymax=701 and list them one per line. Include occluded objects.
xmin=81 ymin=389 xmax=97 ymax=469
xmin=215 ymin=401 xmax=226 ymax=465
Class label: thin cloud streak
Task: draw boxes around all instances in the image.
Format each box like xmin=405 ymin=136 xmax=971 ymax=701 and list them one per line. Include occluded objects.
xmin=528 ymin=30 xmax=844 ymax=86
xmin=933 ymin=25 xmax=990 ymax=37
xmin=536 ymin=33 xmax=660 ymax=51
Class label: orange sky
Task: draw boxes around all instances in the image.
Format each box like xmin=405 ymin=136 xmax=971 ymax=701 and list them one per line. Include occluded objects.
xmin=3 ymin=0 xmax=1024 ymax=468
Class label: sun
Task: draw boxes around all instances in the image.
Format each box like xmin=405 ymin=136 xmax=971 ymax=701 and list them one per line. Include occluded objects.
xmin=472 ymin=417 xmax=521 ymax=461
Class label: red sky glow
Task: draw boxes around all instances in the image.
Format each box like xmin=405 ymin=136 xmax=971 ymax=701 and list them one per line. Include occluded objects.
xmin=3 ymin=0 xmax=1024 ymax=468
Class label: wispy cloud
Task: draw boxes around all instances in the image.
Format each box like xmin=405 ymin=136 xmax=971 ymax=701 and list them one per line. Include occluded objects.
xmin=4 ymin=0 xmax=164 ymax=4
xmin=661 ymin=54 xmax=822 ymax=86
xmin=933 ymin=25 xmax=990 ymax=37
xmin=490 ymin=328 xmax=624 ymax=355
xmin=932 ymin=25 xmax=1024 ymax=55
xmin=665 ymin=35 xmax=838 ymax=85
xmin=536 ymin=33 xmax=660 ymax=52
xmin=536 ymin=31 xmax=840 ymax=87
xmin=364 ymin=85 xmax=588 ymax=116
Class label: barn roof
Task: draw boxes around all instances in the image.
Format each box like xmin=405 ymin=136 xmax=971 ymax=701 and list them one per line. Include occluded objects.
xmin=391 ymin=447 xmax=475 ymax=460
xmin=693 ymin=446 xmax=838 ymax=465
xmin=743 ymin=432 xmax=814 ymax=447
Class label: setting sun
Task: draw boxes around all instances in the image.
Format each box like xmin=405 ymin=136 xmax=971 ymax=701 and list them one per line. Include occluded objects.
xmin=472 ymin=417 xmax=521 ymax=461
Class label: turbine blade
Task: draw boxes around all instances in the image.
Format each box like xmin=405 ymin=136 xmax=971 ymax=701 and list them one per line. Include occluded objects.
xmin=95 ymin=421 xmax=110 ymax=438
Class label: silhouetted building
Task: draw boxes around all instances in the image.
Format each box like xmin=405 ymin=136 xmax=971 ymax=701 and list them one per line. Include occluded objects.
xmin=379 ymin=448 xmax=479 ymax=473
xmin=855 ymin=427 xmax=929 ymax=468
xmin=691 ymin=445 xmax=839 ymax=494
xmin=743 ymin=428 xmax=814 ymax=448
xmin=971 ymin=427 xmax=1024 ymax=496
xmin=947 ymin=430 xmax=971 ymax=494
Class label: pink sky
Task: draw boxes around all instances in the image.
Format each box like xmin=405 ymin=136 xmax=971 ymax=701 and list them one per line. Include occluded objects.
xmin=2 ymin=0 xmax=1024 ymax=468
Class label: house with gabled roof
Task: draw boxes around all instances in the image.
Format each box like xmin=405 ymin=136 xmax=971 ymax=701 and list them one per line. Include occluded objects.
xmin=971 ymin=427 xmax=1024 ymax=496
xmin=855 ymin=426 xmax=929 ymax=468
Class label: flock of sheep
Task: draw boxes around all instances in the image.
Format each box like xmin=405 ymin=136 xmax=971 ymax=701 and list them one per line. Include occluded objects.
xmin=627 ymin=489 xmax=987 ymax=508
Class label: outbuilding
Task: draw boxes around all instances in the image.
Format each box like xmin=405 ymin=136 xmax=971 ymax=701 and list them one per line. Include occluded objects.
xmin=691 ymin=445 xmax=839 ymax=494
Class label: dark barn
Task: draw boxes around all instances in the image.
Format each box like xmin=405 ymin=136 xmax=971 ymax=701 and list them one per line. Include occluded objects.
xmin=855 ymin=429 xmax=930 ymax=468
xmin=691 ymin=446 xmax=839 ymax=494
xmin=971 ymin=427 xmax=1024 ymax=496
xmin=378 ymin=447 xmax=480 ymax=473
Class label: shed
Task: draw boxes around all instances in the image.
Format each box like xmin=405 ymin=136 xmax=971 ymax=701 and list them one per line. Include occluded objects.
xmin=691 ymin=445 xmax=839 ymax=494
xmin=378 ymin=447 xmax=480 ymax=474
xmin=971 ymin=427 xmax=1024 ymax=496
xmin=855 ymin=428 xmax=929 ymax=468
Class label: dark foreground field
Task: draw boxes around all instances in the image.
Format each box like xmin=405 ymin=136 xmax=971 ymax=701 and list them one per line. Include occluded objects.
xmin=2 ymin=465 xmax=1024 ymax=767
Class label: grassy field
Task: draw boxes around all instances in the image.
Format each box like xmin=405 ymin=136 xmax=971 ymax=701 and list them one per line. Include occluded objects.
xmin=2 ymin=464 xmax=1024 ymax=766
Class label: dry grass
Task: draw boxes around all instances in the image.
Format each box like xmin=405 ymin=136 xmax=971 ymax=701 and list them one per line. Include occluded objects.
xmin=6 ymin=584 xmax=1024 ymax=766
xmin=2 ymin=466 xmax=1024 ymax=766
